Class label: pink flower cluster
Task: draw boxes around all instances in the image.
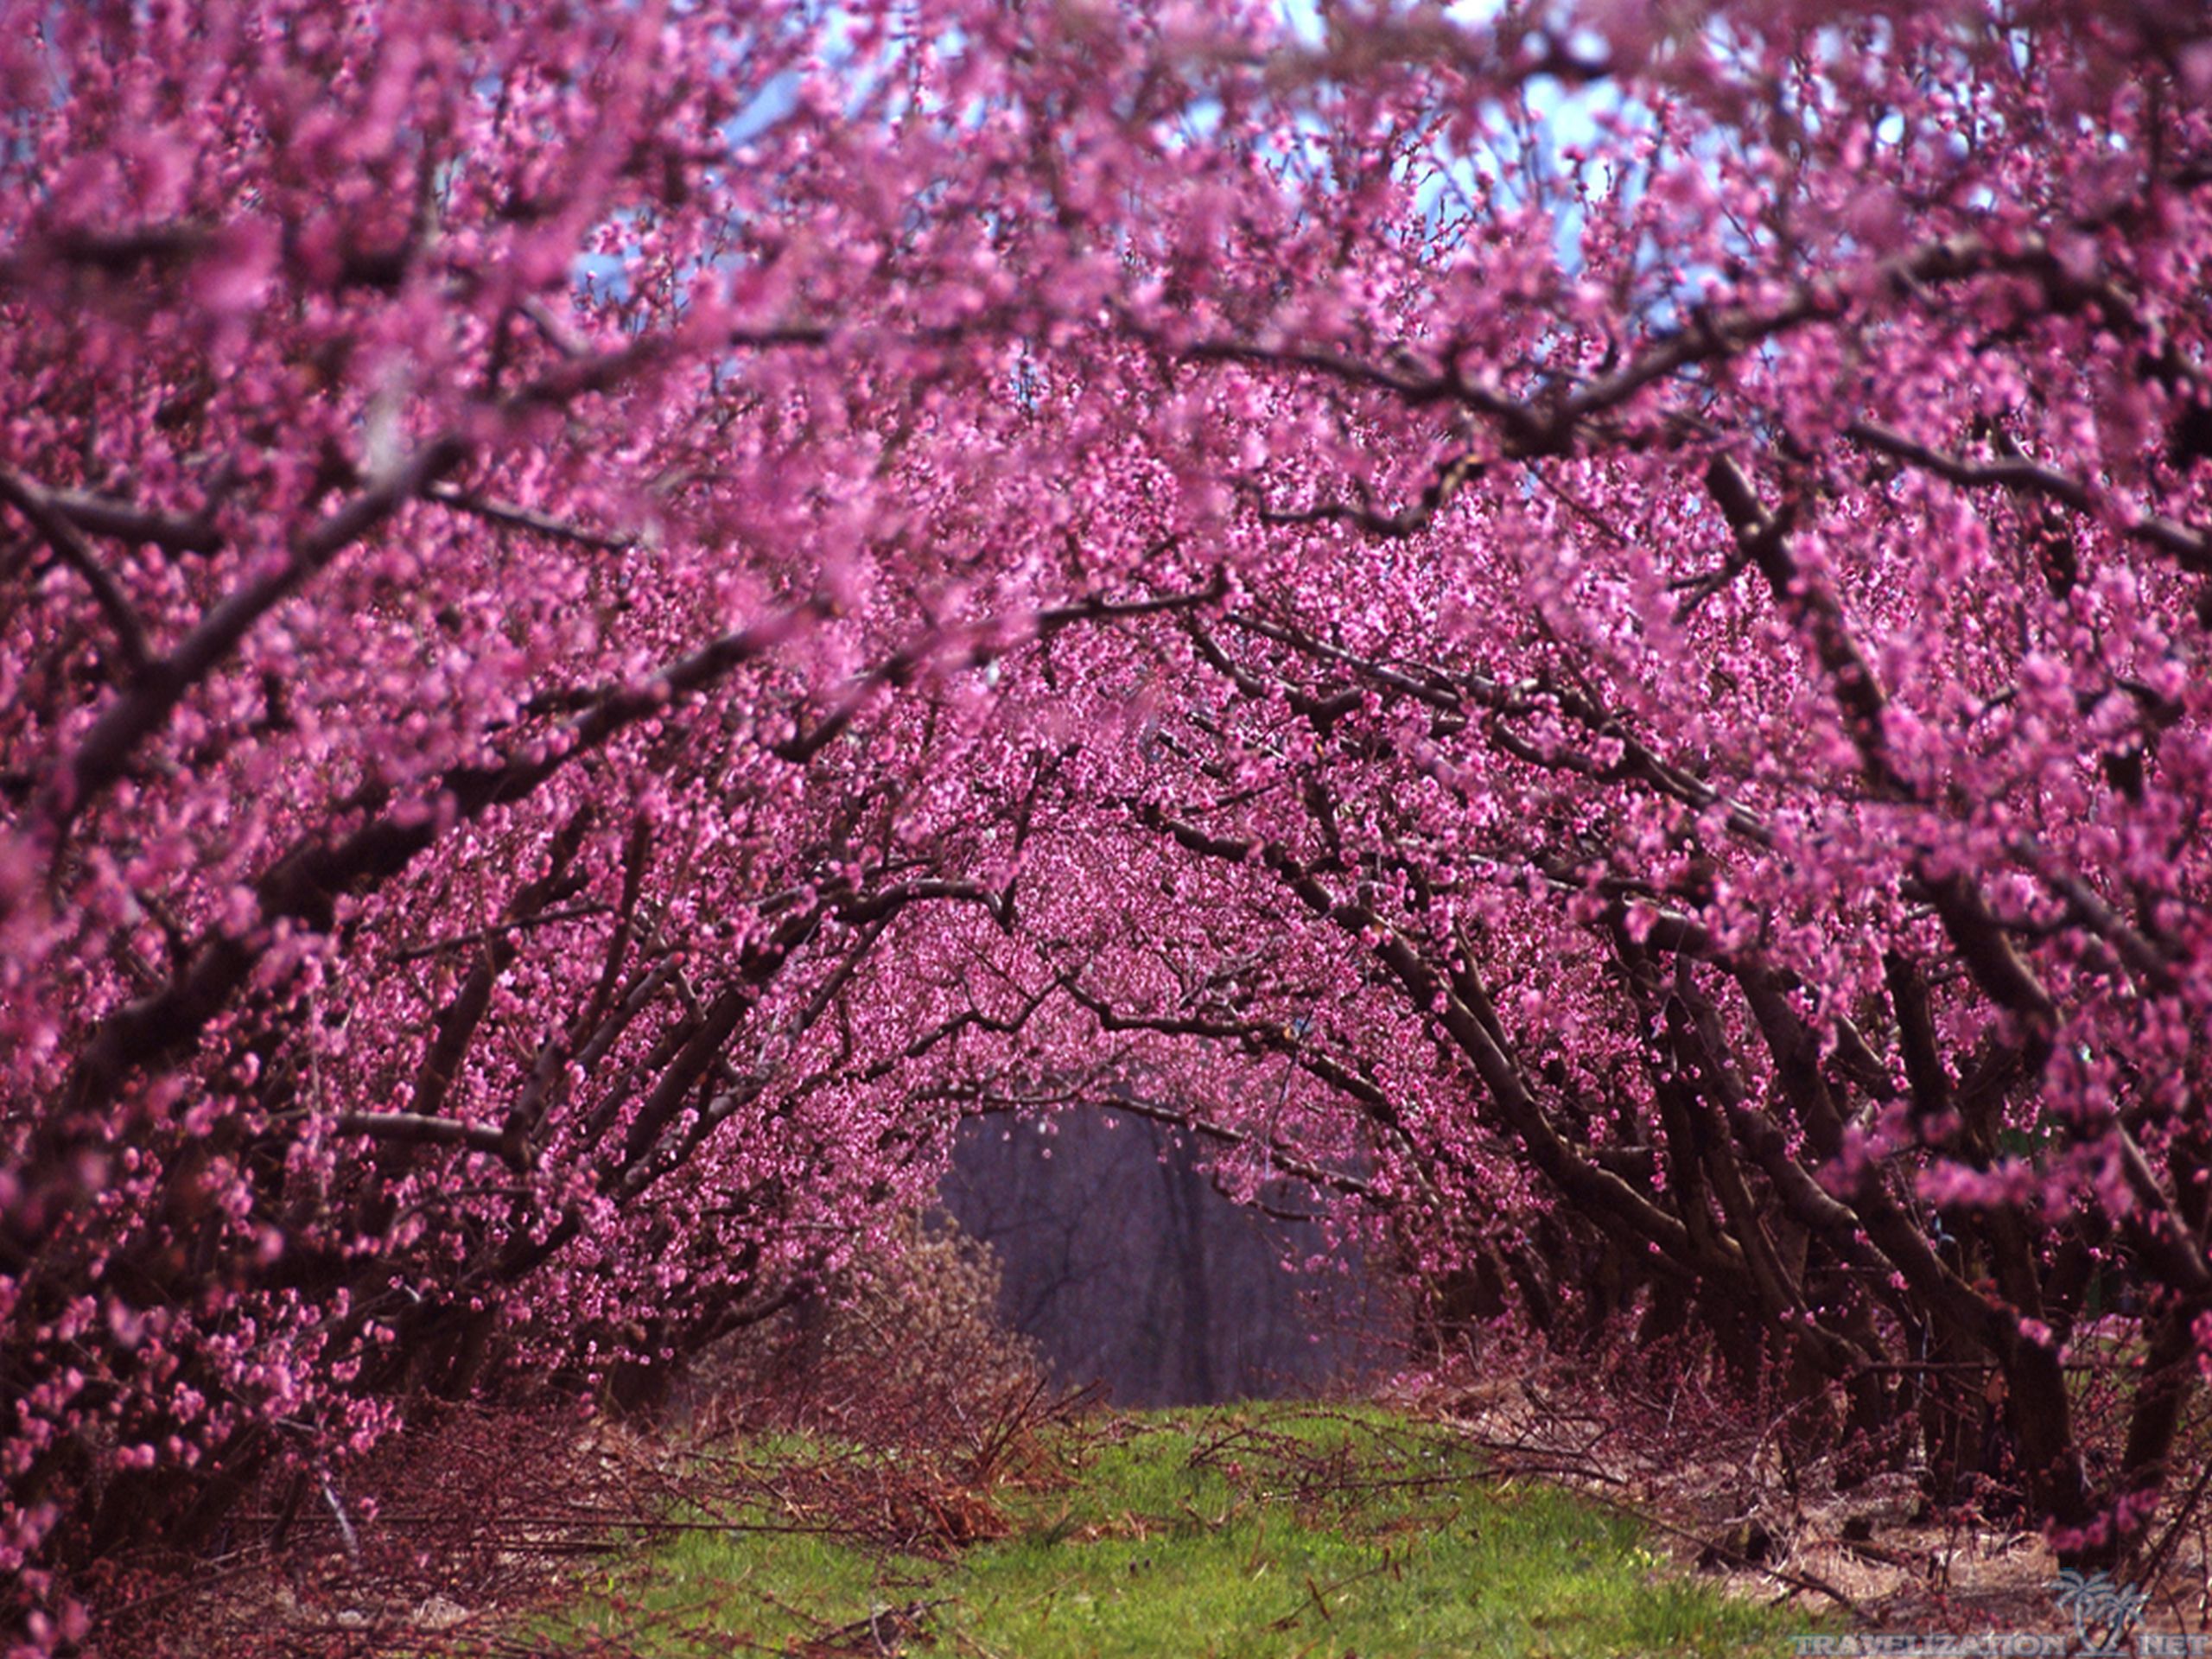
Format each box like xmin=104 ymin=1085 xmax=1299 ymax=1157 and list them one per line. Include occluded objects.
xmin=5 ymin=0 xmax=2212 ymax=1637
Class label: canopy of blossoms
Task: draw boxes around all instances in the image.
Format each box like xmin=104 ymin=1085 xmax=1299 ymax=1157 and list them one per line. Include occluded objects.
xmin=4 ymin=0 xmax=2210 ymax=1637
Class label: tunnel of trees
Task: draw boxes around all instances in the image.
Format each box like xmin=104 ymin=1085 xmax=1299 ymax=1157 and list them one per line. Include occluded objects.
xmin=5 ymin=0 xmax=2212 ymax=1637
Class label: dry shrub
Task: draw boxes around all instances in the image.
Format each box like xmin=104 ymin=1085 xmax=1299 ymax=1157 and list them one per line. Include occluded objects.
xmin=82 ymin=1216 xmax=1063 ymax=1651
xmin=683 ymin=1210 xmax=1080 ymax=1554
xmin=82 ymin=1398 xmax=664 ymax=1658
xmin=697 ymin=1210 xmax=1048 ymax=1453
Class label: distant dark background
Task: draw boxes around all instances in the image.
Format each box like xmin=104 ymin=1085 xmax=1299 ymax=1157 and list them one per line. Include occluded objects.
xmin=938 ymin=1109 xmax=1402 ymax=1407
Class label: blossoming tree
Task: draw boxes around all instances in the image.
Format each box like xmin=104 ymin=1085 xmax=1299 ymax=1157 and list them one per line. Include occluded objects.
xmin=5 ymin=0 xmax=2212 ymax=1635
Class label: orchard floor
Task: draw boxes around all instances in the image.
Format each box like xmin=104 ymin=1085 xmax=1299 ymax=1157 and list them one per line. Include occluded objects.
xmin=1424 ymin=1371 xmax=2212 ymax=1643
xmin=542 ymin=1402 xmax=1812 ymax=1657
xmin=117 ymin=1387 xmax=2212 ymax=1654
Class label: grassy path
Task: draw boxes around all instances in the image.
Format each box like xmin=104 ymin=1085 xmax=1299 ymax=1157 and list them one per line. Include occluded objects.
xmin=547 ymin=1403 xmax=1808 ymax=1656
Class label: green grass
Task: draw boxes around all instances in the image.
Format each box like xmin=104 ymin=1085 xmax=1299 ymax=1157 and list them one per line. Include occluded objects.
xmin=546 ymin=1402 xmax=1811 ymax=1657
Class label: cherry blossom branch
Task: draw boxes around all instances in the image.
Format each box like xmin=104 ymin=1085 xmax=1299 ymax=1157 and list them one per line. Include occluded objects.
xmin=774 ymin=569 xmax=1223 ymax=764
xmin=1208 ymin=610 xmax=1775 ymax=846
xmin=35 ymin=435 xmax=470 ymax=843
xmin=1707 ymin=453 xmax=2063 ymax=1070
xmin=27 ymin=317 xmax=880 ymax=845
xmin=0 ymin=466 xmax=151 ymax=675
xmin=1163 ymin=617 xmax=2045 ymax=1382
xmin=1129 ymin=800 xmax=1706 ymax=1282
xmin=1054 ymin=971 xmax=1451 ymax=1198
xmin=1198 ymin=214 xmax=2199 ymax=537
xmin=1847 ymin=421 xmax=2212 ymax=575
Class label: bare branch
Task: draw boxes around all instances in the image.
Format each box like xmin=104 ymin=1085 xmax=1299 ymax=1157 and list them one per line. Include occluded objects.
xmin=423 ymin=483 xmax=639 ymax=551
xmin=331 ymin=1112 xmax=530 ymax=1167
xmin=388 ymin=902 xmax=611 ymax=965
xmin=0 ymin=466 xmax=151 ymax=675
